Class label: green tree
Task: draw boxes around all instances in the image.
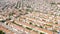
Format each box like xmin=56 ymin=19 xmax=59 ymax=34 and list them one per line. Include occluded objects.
xmin=40 ymin=32 xmax=45 ymax=34
xmin=26 ymin=27 xmax=32 ymax=30
xmin=0 ymin=30 xmax=5 ymax=34
xmin=0 ymin=20 xmax=6 ymax=23
xmin=39 ymin=26 xmax=43 ymax=28
xmin=29 ymin=22 xmax=32 ymax=25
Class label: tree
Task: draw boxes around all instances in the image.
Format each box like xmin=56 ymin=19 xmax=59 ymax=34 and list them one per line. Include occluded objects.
xmin=40 ymin=32 xmax=45 ymax=34
xmin=29 ymin=22 xmax=32 ymax=25
xmin=0 ymin=30 xmax=5 ymax=34
xmin=26 ymin=27 xmax=32 ymax=30
xmin=0 ymin=20 xmax=6 ymax=23
xmin=6 ymin=23 xmax=8 ymax=25
xmin=39 ymin=26 xmax=43 ymax=28
xmin=27 ymin=6 xmax=31 ymax=8
xmin=52 ymin=30 xmax=57 ymax=32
